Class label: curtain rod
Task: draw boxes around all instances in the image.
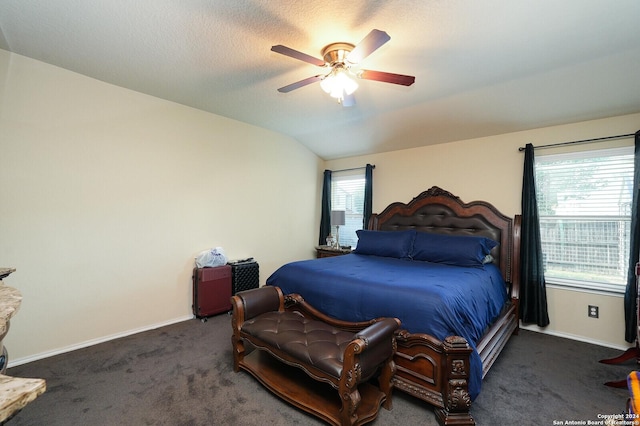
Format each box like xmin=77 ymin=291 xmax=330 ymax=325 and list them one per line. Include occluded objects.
xmin=518 ymin=133 xmax=635 ymax=152
xmin=331 ymin=165 xmax=375 ymax=173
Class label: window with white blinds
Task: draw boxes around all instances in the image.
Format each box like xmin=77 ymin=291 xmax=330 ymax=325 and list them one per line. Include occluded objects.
xmin=535 ymin=146 xmax=634 ymax=293
xmin=331 ymin=172 xmax=366 ymax=248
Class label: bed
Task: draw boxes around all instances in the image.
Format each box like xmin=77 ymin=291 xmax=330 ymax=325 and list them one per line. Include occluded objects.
xmin=266 ymin=186 xmax=521 ymax=425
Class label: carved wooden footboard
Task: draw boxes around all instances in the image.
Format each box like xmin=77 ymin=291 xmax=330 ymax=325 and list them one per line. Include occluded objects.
xmin=391 ymin=298 xmax=518 ymax=425
xmin=369 ymin=186 xmax=521 ymax=425
xmin=393 ymin=331 xmax=474 ymax=425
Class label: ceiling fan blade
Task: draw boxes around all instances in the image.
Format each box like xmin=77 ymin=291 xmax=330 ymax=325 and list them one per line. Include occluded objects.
xmin=277 ymin=75 xmax=323 ymax=93
xmin=346 ymin=29 xmax=390 ymax=64
xmin=359 ymin=69 xmax=415 ymax=86
xmin=271 ymin=45 xmax=325 ymax=67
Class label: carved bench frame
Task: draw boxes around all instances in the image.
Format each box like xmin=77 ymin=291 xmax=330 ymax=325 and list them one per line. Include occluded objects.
xmin=231 ymin=286 xmax=400 ymax=426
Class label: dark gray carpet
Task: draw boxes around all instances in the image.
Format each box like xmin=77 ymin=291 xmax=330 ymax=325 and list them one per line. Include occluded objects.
xmin=6 ymin=313 xmax=635 ymax=425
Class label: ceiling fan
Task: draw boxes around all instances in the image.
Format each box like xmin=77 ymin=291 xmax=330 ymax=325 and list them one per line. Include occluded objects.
xmin=271 ymin=29 xmax=415 ymax=106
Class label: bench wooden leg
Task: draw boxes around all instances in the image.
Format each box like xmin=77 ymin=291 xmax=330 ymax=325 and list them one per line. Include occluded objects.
xmin=340 ymin=387 xmax=361 ymax=426
xmin=231 ymin=334 xmax=244 ymax=373
xmin=379 ymin=358 xmax=396 ymax=410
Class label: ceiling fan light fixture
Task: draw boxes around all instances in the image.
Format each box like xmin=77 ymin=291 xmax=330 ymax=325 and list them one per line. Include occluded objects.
xmin=338 ymin=71 xmax=359 ymax=95
xmin=320 ymin=68 xmax=358 ymax=100
xmin=272 ymin=29 xmax=414 ymax=105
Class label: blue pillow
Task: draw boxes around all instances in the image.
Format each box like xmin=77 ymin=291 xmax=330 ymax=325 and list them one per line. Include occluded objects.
xmin=411 ymin=232 xmax=498 ymax=267
xmin=354 ymin=229 xmax=416 ymax=259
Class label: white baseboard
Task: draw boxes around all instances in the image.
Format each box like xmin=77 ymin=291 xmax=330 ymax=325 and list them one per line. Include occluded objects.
xmin=7 ymin=314 xmax=195 ymax=368
xmin=520 ymin=324 xmax=633 ymax=352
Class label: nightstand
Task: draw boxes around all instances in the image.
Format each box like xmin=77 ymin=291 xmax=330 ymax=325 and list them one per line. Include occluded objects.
xmin=316 ymin=245 xmax=352 ymax=258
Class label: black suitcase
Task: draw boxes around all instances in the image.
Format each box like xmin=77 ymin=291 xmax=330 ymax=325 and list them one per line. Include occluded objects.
xmin=192 ymin=265 xmax=232 ymax=320
xmin=228 ymin=259 xmax=259 ymax=295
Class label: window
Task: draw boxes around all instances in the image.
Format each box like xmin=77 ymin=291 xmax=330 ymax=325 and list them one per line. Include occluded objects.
xmin=535 ymin=146 xmax=634 ymax=293
xmin=331 ymin=171 xmax=366 ymax=248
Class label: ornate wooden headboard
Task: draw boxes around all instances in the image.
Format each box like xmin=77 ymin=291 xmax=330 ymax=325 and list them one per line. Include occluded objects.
xmin=368 ymin=186 xmax=520 ymax=293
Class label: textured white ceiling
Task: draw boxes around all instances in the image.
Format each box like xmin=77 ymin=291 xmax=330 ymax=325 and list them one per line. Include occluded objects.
xmin=1 ymin=0 xmax=639 ymax=159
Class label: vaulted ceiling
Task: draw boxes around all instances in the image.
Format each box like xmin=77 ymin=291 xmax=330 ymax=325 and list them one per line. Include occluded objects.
xmin=1 ymin=1 xmax=639 ymax=160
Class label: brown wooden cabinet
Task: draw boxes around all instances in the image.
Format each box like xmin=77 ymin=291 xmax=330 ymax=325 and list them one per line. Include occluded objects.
xmin=316 ymin=245 xmax=352 ymax=258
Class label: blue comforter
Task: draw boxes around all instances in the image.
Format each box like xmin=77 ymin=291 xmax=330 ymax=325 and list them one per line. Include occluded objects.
xmin=265 ymin=253 xmax=508 ymax=400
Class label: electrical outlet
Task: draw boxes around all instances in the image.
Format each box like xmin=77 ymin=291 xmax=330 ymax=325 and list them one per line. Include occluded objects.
xmin=588 ymin=305 xmax=599 ymax=318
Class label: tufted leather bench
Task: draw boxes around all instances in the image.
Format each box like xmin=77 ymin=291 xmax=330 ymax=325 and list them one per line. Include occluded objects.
xmin=231 ymin=286 xmax=400 ymax=426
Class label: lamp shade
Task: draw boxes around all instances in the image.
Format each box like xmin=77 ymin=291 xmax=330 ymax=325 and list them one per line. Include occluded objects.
xmin=331 ymin=210 xmax=346 ymax=226
xmin=320 ymin=69 xmax=358 ymax=99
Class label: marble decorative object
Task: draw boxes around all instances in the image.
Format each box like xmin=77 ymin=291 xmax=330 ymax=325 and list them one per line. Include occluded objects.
xmin=0 ymin=375 xmax=46 ymax=423
xmin=0 ymin=269 xmax=15 ymax=280
xmin=0 ymin=268 xmax=47 ymax=421
xmin=0 ymin=285 xmax=22 ymax=337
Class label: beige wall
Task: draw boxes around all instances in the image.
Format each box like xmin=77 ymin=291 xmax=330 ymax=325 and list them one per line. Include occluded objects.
xmin=2 ymin=47 xmax=638 ymax=365
xmin=0 ymin=50 xmax=323 ymax=364
xmin=325 ymin=112 xmax=640 ymax=350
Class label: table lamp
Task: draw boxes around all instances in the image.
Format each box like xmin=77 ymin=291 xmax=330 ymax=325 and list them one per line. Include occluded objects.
xmin=331 ymin=210 xmax=346 ymax=248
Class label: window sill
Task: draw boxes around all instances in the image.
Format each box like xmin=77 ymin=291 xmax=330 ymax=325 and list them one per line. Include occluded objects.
xmin=545 ymin=278 xmax=626 ymax=297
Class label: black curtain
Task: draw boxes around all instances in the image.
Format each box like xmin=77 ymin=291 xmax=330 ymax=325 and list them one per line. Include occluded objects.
xmin=520 ymin=143 xmax=550 ymax=327
xmin=624 ymin=130 xmax=640 ymax=343
xmin=363 ymin=164 xmax=374 ymax=229
xmin=318 ymin=170 xmax=332 ymax=246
